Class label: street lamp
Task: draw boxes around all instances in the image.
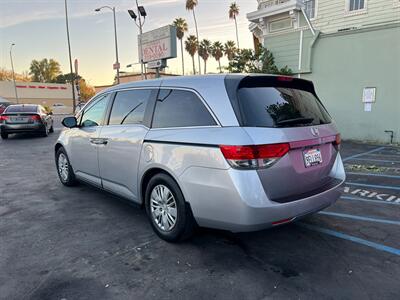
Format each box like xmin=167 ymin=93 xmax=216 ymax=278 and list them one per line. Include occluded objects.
xmin=9 ymin=43 xmax=19 ymax=104
xmin=95 ymin=5 xmax=120 ymax=84
xmin=128 ymin=0 xmax=147 ymax=80
xmin=64 ymin=0 xmax=77 ymax=114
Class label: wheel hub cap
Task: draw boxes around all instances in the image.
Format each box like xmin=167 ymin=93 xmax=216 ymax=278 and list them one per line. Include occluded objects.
xmin=58 ymin=153 xmax=69 ymax=181
xmin=150 ymin=185 xmax=177 ymax=232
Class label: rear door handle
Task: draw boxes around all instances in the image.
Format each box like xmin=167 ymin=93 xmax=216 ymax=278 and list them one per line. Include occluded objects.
xmin=90 ymin=138 xmax=108 ymax=145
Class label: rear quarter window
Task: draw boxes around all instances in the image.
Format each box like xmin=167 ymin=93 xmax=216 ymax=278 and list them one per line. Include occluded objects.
xmin=152 ymin=89 xmax=217 ymax=128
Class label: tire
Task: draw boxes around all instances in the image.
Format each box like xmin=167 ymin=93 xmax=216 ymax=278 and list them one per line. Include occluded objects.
xmin=41 ymin=125 xmax=49 ymax=137
xmin=145 ymin=173 xmax=195 ymax=242
xmin=55 ymin=147 xmax=77 ymax=186
xmin=1 ymin=132 xmax=8 ymax=139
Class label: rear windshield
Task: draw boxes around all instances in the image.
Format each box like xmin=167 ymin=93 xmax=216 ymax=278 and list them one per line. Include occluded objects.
xmin=5 ymin=105 xmax=37 ymax=113
xmin=237 ymin=87 xmax=331 ymax=128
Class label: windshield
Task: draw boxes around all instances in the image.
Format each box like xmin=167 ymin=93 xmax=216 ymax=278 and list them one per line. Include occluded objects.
xmin=237 ymin=87 xmax=331 ymax=128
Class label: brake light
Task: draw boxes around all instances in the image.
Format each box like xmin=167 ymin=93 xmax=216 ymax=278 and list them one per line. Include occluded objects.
xmin=333 ymin=133 xmax=341 ymax=151
xmin=0 ymin=115 xmax=8 ymax=121
xmin=220 ymin=143 xmax=290 ymax=169
xmin=277 ymin=76 xmax=293 ymax=82
xmin=30 ymin=115 xmax=41 ymax=121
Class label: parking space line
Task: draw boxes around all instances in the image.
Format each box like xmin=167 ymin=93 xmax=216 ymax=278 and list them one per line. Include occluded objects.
xmin=346 ymin=172 xmax=400 ymax=179
xmin=346 ymin=182 xmax=400 ymax=191
xmin=318 ymin=211 xmax=400 ymax=225
xmin=298 ymin=223 xmax=400 ymax=256
xmin=342 ymin=146 xmax=386 ymax=162
xmin=349 ymin=158 xmax=400 ymax=163
xmin=341 ymin=195 xmax=400 ymax=205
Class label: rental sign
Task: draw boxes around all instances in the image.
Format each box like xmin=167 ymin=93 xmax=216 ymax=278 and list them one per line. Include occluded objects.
xmin=139 ymin=25 xmax=177 ymax=63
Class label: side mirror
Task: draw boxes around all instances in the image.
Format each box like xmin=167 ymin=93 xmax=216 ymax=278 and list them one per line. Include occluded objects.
xmin=62 ymin=116 xmax=78 ymax=128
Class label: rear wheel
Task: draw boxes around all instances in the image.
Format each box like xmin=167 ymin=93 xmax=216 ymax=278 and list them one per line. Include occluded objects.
xmin=1 ymin=132 xmax=8 ymax=139
xmin=41 ymin=125 xmax=49 ymax=137
xmin=56 ymin=147 xmax=77 ymax=186
xmin=145 ymin=173 xmax=195 ymax=242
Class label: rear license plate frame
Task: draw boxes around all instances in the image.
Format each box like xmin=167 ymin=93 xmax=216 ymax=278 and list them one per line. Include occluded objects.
xmin=303 ymin=148 xmax=322 ymax=168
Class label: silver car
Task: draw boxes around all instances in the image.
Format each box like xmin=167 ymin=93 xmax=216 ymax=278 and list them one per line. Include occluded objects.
xmin=55 ymin=74 xmax=345 ymax=242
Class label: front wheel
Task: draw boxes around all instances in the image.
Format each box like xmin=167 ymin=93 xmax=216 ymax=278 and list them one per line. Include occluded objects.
xmin=145 ymin=173 xmax=195 ymax=242
xmin=55 ymin=147 xmax=77 ymax=186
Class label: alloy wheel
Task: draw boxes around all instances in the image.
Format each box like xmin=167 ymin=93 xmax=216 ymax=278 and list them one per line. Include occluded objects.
xmin=150 ymin=184 xmax=177 ymax=232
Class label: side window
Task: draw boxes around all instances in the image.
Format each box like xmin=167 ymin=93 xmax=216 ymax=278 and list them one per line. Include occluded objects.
xmin=109 ymin=89 xmax=152 ymax=125
xmin=152 ymin=89 xmax=217 ymax=128
xmin=81 ymin=94 xmax=109 ymax=127
xmin=348 ymin=0 xmax=365 ymax=11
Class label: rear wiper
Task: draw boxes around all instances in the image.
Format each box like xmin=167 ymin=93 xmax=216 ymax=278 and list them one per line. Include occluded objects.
xmin=275 ymin=117 xmax=314 ymax=127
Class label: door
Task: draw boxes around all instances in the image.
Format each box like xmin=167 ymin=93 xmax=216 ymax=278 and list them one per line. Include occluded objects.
xmin=69 ymin=93 xmax=111 ymax=187
xmin=98 ymin=88 xmax=155 ymax=202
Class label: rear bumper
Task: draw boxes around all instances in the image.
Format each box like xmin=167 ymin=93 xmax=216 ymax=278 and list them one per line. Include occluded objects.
xmin=179 ymin=153 xmax=345 ymax=232
xmin=1 ymin=123 xmax=45 ymax=133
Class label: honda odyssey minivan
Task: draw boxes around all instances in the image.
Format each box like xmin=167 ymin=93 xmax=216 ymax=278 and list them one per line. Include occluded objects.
xmin=55 ymin=74 xmax=345 ymax=242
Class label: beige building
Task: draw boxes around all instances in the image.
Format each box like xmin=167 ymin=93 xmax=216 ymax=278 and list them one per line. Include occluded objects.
xmin=0 ymin=81 xmax=75 ymax=113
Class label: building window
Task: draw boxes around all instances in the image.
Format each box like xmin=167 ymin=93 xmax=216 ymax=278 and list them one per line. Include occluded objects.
xmin=269 ymin=18 xmax=293 ymax=33
xmin=304 ymin=0 xmax=316 ymax=19
xmin=348 ymin=0 xmax=365 ymax=11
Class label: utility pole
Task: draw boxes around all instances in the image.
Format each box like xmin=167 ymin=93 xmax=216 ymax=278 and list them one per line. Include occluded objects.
xmin=64 ymin=0 xmax=76 ymax=114
xmin=9 ymin=43 xmax=19 ymax=104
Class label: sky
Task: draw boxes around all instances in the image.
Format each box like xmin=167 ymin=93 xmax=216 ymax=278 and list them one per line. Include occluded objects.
xmin=0 ymin=0 xmax=258 ymax=86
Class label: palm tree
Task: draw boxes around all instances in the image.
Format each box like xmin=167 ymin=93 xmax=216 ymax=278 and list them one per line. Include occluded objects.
xmin=172 ymin=18 xmax=188 ymax=75
xmin=198 ymin=39 xmax=211 ymax=74
xmin=185 ymin=35 xmax=198 ymax=75
xmin=186 ymin=0 xmax=201 ymax=74
xmin=229 ymin=2 xmax=240 ymax=49
xmin=224 ymin=40 xmax=237 ymax=61
xmin=211 ymin=41 xmax=224 ymax=73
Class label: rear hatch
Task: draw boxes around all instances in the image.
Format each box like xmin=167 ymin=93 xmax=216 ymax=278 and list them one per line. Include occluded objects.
xmin=225 ymin=75 xmax=341 ymax=203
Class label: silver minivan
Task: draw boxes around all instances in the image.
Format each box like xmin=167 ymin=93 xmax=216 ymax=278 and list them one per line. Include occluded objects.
xmin=55 ymin=74 xmax=345 ymax=242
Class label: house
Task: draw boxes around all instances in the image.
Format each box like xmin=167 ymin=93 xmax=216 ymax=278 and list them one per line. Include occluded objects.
xmin=247 ymin=0 xmax=400 ymax=143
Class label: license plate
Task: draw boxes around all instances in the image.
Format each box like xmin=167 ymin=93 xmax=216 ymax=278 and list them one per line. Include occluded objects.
xmin=303 ymin=148 xmax=322 ymax=168
xmin=10 ymin=117 xmax=28 ymax=123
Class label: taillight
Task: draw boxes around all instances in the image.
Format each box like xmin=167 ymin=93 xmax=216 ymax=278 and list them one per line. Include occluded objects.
xmin=0 ymin=115 xmax=8 ymax=122
xmin=219 ymin=143 xmax=290 ymax=169
xmin=30 ymin=115 xmax=41 ymax=122
xmin=333 ymin=133 xmax=341 ymax=151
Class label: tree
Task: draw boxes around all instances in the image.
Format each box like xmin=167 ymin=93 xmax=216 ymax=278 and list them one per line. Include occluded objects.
xmin=185 ymin=35 xmax=199 ymax=75
xmin=29 ymin=58 xmax=61 ymax=82
xmin=224 ymin=40 xmax=237 ymax=61
xmin=52 ymin=72 xmax=79 ymax=84
xmin=173 ymin=18 xmax=189 ymax=75
xmin=198 ymin=39 xmax=211 ymax=74
xmin=186 ymin=0 xmax=201 ymax=74
xmin=227 ymin=45 xmax=293 ymax=75
xmin=211 ymin=41 xmax=224 ymax=73
xmin=0 ymin=68 xmax=31 ymax=82
xmin=79 ymin=79 xmax=95 ymax=101
xmin=229 ymin=2 xmax=240 ymax=49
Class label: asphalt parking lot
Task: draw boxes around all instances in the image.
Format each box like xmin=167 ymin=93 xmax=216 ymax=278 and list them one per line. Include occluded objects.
xmin=0 ymin=117 xmax=399 ymax=299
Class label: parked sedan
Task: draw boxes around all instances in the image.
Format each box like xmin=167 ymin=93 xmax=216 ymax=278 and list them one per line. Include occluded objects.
xmin=0 ymin=104 xmax=54 ymax=139
xmin=55 ymin=74 xmax=345 ymax=242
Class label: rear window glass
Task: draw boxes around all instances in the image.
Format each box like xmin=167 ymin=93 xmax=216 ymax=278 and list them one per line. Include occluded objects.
xmin=5 ymin=105 xmax=37 ymax=113
xmin=237 ymin=87 xmax=331 ymax=128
